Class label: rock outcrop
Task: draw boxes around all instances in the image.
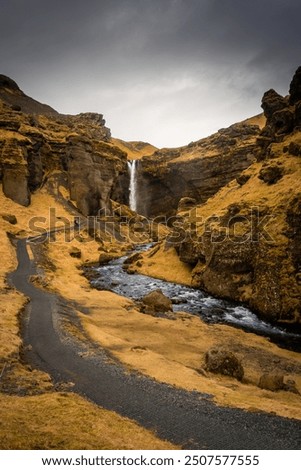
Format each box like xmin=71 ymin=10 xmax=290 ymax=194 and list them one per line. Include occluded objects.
xmin=0 ymin=74 xmax=58 ymax=116
xmin=167 ymin=67 xmax=301 ymax=326
xmin=0 ymin=77 xmax=127 ymax=215
xmin=135 ymin=122 xmax=261 ymax=218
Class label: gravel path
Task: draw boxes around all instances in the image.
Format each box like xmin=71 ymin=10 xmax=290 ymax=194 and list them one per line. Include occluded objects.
xmin=10 ymin=239 xmax=301 ymax=450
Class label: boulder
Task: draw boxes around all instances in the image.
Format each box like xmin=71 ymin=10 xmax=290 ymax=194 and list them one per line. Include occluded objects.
xmin=99 ymin=252 xmax=116 ymax=265
xmin=258 ymin=373 xmax=284 ymax=392
xmin=288 ymin=142 xmax=301 ymax=157
xmin=141 ymin=289 xmax=173 ymax=315
xmin=236 ymin=173 xmax=250 ymax=186
xmin=204 ymin=347 xmax=244 ymax=381
xmin=258 ymin=164 xmax=283 ymax=184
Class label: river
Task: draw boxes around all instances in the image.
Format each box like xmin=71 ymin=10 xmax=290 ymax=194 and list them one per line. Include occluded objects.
xmin=88 ymin=245 xmax=301 ymax=352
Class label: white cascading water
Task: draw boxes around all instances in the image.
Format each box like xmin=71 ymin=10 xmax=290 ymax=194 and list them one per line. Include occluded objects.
xmin=127 ymin=159 xmax=138 ymax=212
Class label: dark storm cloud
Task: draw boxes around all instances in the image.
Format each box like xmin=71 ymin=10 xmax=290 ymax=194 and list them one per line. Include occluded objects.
xmin=0 ymin=0 xmax=300 ymax=146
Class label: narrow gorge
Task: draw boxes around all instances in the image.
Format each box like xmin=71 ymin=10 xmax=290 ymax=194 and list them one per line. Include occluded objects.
xmin=1 ymin=68 xmax=301 ymax=450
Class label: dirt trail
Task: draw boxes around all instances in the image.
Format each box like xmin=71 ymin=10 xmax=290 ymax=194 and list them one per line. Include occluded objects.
xmin=9 ymin=239 xmax=301 ymax=450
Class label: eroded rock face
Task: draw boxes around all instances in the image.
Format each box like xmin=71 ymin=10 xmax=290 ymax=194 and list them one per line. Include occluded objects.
xmin=136 ymin=123 xmax=260 ymax=218
xmin=169 ymin=67 xmax=301 ymax=326
xmin=261 ymin=89 xmax=288 ymax=119
xmin=0 ymin=132 xmax=31 ymax=206
xmin=0 ymin=77 xmax=127 ymax=214
xmin=258 ymin=68 xmax=301 ymax=152
xmin=67 ymin=136 xmax=125 ymax=216
xmin=3 ymin=166 xmax=30 ymax=206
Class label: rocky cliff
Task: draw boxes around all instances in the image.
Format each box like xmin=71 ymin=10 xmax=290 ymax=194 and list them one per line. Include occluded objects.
xmin=0 ymin=76 xmax=128 ymax=215
xmin=135 ymin=117 xmax=264 ymax=218
xmin=0 ymin=74 xmax=58 ymax=116
xmin=165 ymin=67 xmax=301 ymax=326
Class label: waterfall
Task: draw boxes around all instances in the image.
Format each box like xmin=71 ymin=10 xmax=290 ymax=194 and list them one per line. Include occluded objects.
xmin=127 ymin=159 xmax=138 ymax=212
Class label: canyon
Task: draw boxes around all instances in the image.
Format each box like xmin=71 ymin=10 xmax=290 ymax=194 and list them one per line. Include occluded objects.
xmin=1 ymin=70 xmax=301 ymax=327
xmin=0 ymin=69 xmax=301 ymax=449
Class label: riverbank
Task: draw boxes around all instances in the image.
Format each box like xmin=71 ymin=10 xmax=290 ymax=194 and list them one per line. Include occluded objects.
xmin=1 ymin=186 xmax=301 ymax=450
xmin=9 ymin=238 xmax=301 ymax=449
xmin=43 ymin=230 xmax=301 ymax=421
xmin=0 ymin=188 xmax=176 ymax=450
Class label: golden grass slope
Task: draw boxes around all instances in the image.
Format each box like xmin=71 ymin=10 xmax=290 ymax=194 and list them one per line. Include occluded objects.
xmin=43 ymin=223 xmax=301 ymax=421
xmin=0 ymin=187 xmax=176 ymax=450
xmin=0 ymin=393 xmax=175 ymax=450
xmin=111 ymin=138 xmax=157 ymax=160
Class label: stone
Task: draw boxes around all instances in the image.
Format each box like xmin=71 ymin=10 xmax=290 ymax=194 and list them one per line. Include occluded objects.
xmin=204 ymin=347 xmax=244 ymax=381
xmin=141 ymin=289 xmax=173 ymax=314
xmin=258 ymin=373 xmax=284 ymax=391
xmin=123 ymin=252 xmax=143 ymax=267
xmin=99 ymin=252 xmax=116 ymax=265
xmin=236 ymin=173 xmax=250 ymax=186
xmin=288 ymin=142 xmax=301 ymax=156
xmin=69 ymin=247 xmax=82 ymax=259
xmin=177 ymin=197 xmax=197 ymax=212
xmin=258 ymin=164 xmax=283 ymax=184
xmin=261 ymin=89 xmax=287 ymax=119
xmin=2 ymin=214 xmax=17 ymax=225
xmin=289 ymin=66 xmax=301 ymax=105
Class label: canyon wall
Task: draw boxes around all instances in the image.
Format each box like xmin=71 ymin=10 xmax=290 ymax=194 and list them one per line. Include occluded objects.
xmin=135 ymin=121 xmax=263 ymax=218
xmin=168 ymin=67 xmax=301 ymax=326
xmin=0 ymin=75 xmax=128 ymax=216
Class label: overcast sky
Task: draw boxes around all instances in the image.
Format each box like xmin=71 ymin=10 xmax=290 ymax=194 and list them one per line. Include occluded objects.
xmin=1 ymin=0 xmax=300 ymax=148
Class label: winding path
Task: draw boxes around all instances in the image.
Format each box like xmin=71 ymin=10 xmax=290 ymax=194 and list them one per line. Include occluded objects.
xmin=10 ymin=239 xmax=301 ymax=449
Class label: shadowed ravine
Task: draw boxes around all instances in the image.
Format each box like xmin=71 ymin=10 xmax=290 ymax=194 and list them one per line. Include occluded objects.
xmin=9 ymin=239 xmax=301 ymax=450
